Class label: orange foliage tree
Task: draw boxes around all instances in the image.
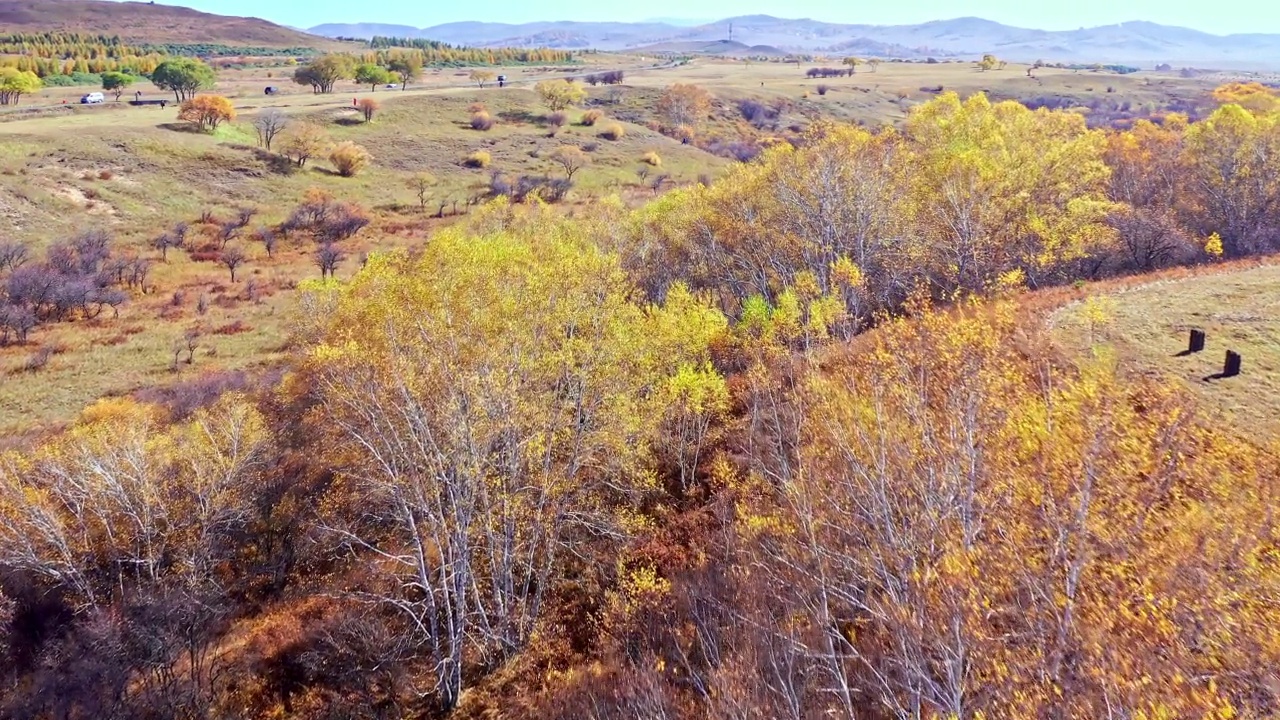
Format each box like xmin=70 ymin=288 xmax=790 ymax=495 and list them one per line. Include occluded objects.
xmin=178 ymin=94 xmax=235 ymax=132
xmin=357 ymin=97 xmax=379 ymax=123
xmin=656 ymin=82 xmax=713 ymax=131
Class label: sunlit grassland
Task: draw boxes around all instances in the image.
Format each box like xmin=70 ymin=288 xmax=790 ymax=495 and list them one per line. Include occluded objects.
xmin=1053 ymin=262 xmax=1280 ymax=438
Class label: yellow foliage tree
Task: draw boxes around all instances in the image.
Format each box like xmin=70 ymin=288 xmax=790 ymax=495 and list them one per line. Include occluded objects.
xmin=656 ymin=83 xmax=713 ymax=130
xmin=301 ymin=206 xmax=727 ymax=708
xmin=534 ymin=79 xmax=587 ymax=111
xmin=279 ymin=122 xmax=330 ymax=167
xmin=739 ymin=300 xmax=1280 ymax=718
xmin=1211 ymin=81 xmax=1280 ymax=115
xmin=0 ymin=67 xmax=41 ymax=105
xmin=548 ymin=144 xmax=590 ymax=180
xmin=0 ymin=394 xmax=269 ymax=608
xmin=178 ymin=94 xmax=235 ymax=132
xmin=328 ymin=140 xmax=371 ymax=177
xmin=1183 ymin=103 xmax=1280 ymax=256
xmin=906 ymin=92 xmax=1116 ymax=291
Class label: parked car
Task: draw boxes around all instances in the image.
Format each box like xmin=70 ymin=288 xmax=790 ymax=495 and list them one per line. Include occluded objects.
xmin=264 ymin=86 xmax=278 ymax=95
xmin=80 ymin=92 xmax=105 ymax=104
xmin=385 ymin=83 xmax=397 ymax=89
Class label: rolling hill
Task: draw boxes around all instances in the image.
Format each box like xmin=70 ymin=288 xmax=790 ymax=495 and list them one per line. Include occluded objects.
xmin=308 ymin=14 xmax=1280 ymax=67
xmin=0 ymin=0 xmax=338 ymax=48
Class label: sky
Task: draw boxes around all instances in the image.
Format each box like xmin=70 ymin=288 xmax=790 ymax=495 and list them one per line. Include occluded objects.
xmin=129 ymin=0 xmax=1279 ymax=35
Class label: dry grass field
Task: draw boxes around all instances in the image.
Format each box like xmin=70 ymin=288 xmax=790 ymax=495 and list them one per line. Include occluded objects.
xmin=1052 ymin=262 xmax=1280 ymax=438
xmin=0 ymin=53 xmax=1237 ymax=438
xmin=626 ymin=57 xmax=1226 ymax=126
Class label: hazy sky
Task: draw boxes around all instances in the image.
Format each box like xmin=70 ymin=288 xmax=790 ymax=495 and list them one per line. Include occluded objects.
xmin=133 ymin=0 xmax=1276 ymax=35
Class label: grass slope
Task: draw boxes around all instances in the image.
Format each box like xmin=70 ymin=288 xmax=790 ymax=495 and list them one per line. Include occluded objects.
xmin=0 ymin=80 xmax=726 ymax=435
xmin=1053 ymin=262 xmax=1280 ymax=438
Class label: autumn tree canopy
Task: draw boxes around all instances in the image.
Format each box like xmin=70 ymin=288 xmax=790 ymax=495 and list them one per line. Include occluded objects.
xmin=535 ymin=79 xmax=587 ymax=111
xmin=300 ymin=204 xmax=727 ymax=707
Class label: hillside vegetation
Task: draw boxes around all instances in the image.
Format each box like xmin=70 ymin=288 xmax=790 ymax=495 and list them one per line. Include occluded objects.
xmin=2 ymin=46 xmax=1280 ymax=719
xmin=0 ymin=0 xmax=338 ymax=48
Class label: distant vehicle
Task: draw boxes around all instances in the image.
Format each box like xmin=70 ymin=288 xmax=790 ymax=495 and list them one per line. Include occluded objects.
xmin=264 ymin=86 xmax=278 ymax=95
xmin=497 ymin=74 xmax=506 ymax=88
xmin=385 ymin=83 xmax=397 ymax=89
xmin=80 ymin=92 xmax=105 ymax=104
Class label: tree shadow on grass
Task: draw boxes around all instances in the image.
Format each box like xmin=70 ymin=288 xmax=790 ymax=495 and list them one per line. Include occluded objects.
xmin=498 ymin=109 xmax=539 ymax=125
xmin=251 ymin=149 xmax=296 ymax=176
xmin=333 ymin=117 xmax=364 ymax=127
xmin=157 ymin=122 xmax=203 ymax=134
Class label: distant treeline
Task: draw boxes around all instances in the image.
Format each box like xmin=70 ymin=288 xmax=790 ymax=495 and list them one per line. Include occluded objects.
xmin=0 ymin=33 xmax=318 ymax=79
xmin=361 ymin=36 xmax=574 ymax=65
xmin=1036 ymin=61 xmax=1142 ymax=74
xmin=0 ymin=33 xmax=162 ymax=77
xmin=138 ymin=43 xmax=320 ymax=58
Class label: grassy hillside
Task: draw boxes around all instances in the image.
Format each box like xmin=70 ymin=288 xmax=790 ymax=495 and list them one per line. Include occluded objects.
xmin=0 ymin=68 xmax=726 ymax=434
xmin=1052 ymin=261 xmax=1280 ymax=437
xmin=0 ymin=0 xmax=340 ymax=48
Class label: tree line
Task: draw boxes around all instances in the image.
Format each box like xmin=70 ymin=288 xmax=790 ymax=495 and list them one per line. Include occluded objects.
xmin=364 ymin=36 xmax=573 ymax=65
xmin=616 ymin=87 xmax=1280 ymax=337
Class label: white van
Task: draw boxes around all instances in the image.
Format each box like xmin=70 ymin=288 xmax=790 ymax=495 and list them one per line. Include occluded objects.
xmin=80 ymin=92 xmax=105 ymax=104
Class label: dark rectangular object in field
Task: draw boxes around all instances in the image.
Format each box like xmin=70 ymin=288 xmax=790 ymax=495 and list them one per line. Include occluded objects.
xmin=1189 ymin=329 xmax=1206 ymax=353
xmin=1224 ymin=350 xmax=1242 ymax=378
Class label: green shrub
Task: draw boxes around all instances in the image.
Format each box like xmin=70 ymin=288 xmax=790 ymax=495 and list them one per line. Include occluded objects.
xmin=465 ymin=150 xmax=492 ymax=168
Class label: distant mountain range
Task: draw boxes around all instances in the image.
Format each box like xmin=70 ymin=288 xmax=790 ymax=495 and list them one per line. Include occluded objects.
xmin=307 ymin=15 xmax=1280 ymax=67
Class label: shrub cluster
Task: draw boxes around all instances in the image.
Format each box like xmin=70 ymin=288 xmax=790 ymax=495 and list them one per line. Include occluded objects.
xmin=806 ymin=67 xmax=851 ymax=79
xmin=488 ymin=171 xmax=572 ymax=203
xmin=0 ymin=232 xmax=134 ymax=345
xmin=584 ymin=70 xmax=625 ymax=85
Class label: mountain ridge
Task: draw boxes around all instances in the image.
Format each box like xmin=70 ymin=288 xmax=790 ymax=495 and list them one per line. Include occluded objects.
xmin=307 ymin=14 xmax=1280 ymax=66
